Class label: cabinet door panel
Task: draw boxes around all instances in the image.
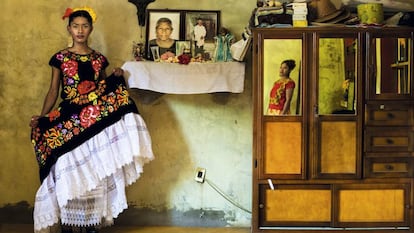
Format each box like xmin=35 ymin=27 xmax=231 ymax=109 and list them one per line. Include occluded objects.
xmin=340 ymin=190 xmax=404 ymax=221
xmin=367 ymin=31 xmax=413 ymax=99
xmin=264 ymin=122 xmax=303 ymax=178
xmin=259 ymin=185 xmax=331 ymax=226
xmin=317 ymin=37 xmax=358 ymax=115
xmin=320 ymin=121 xmax=357 ymax=174
xmin=334 ymin=184 xmax=410 ymax=227
xmin=262 ymin=39 xmax=302 ymax=116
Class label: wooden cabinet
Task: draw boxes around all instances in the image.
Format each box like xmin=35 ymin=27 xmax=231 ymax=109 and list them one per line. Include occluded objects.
xmin=252 ymin=27 xmax=414 ymax=232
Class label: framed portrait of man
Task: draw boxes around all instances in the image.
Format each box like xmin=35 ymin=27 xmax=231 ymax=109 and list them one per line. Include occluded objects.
xmin=184 ymin=11 xmax=220 ymax=58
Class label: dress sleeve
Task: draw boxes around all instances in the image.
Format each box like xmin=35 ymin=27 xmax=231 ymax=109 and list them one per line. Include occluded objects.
xmin=99 ymin=54 xmax=110 ymax=70
xmin=286 ymin=80 xmax=296 ymax=89
xmin=48 ymin=52 xmax=61 ymax=69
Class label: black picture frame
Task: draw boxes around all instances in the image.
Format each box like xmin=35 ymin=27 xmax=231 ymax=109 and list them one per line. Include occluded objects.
xmin=145 ymin=9 xmax=220 ymax=60
xmin=145 ymin=9 xmax=182 ymax=59
xmin=184 ymin=10 xmax=220 ymax=43
xmin=185 ymin=10 xmax=220 ymax=58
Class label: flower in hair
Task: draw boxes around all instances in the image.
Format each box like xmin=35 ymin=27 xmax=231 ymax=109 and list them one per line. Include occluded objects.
xmin=62 ymin=6 xmax=97 ymax=23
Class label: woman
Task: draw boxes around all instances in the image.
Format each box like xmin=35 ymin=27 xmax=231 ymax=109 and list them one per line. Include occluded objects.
xmin=148 ymin=17 xmax=176 ymax=60
xmin=267 ymin=59 xmax=296 ymax=115
xmin=29 ymin=9 xmax=154 ymax=233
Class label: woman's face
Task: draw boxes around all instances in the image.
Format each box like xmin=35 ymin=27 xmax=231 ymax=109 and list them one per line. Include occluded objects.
xmin=67 ymin=16 xmax=92 ymax=44
xmin=279 ymin=63 xmax=291 ymax=77
xmin=156 ymin=22 xmax=172 ymax=41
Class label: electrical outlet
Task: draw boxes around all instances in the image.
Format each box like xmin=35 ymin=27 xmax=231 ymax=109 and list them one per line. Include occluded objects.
xmin=194 ymin=167 xmax=206 ymax=183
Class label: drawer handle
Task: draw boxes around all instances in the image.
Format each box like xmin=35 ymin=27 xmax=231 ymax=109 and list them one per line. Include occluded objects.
xmin=384 ymin=164 xmax=394 ymax=171
xmin=386 ymin=138 xmax=394 ymax=145
xmin=387 ymin=113 xmax=395 ymax=119
xmin=259 ymin=204 xmax=264 ymax=209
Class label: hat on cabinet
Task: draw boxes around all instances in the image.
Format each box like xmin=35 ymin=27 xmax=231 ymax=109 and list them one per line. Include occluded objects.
xmin=308 ymin=0 xmax=350 ymax=24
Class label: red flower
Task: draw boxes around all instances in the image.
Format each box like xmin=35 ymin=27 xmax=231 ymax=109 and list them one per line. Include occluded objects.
xmin=92 ymin=59 xmax=103 ymax=74
xmin=79 ymin=105 xmax=100 ymax=128
xmin=178 ymin=54 xmax=191 ymax=65
xmin=62 ymin=60 xmax=78 ymax=77
xmin=48 ymin=109 xmax=61 ymax=122
xmin=77 ymin=80 xmax=96 ymax=95
xmin=62 ymin=8 xmax=73 ymax=20
xmin=73 ymin=127 xmax=80 ymax=135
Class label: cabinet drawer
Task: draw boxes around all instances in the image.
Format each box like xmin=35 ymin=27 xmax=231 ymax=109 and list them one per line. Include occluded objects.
xmin=365 ymin=103 xmax=413 ymax=126
xmin=364 ymin=156 xmax=414 ymax=178
xmin=365 ymin=128 xmax=413 ymax=152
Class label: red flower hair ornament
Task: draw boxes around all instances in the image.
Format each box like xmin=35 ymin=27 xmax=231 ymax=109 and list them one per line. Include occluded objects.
xmin=62 ymin=7 xmax=97 ymax=23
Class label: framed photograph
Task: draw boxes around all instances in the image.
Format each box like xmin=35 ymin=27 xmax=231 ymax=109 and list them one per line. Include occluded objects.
xmin=184 ymin=11 xmax=220 ymax=42
xmin=145 ymin=10 xmax=181 ymax=59
xmin=184 ymin=11 xmax=220 ymax=57
xmin=175 ymin=41 xmax=191 ymax=56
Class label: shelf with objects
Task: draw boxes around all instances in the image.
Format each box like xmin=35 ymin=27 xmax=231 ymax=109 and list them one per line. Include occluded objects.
xmin=123 ymin=10 xmax=252 ymax=104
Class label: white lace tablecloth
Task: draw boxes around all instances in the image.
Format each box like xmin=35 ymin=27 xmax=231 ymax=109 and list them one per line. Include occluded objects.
xmin=122 ymin=61 xmax=245 ymax=94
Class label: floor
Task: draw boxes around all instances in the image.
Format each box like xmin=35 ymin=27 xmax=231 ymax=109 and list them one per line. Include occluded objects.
xmin=0 ymin=224 xmax=250 ymax=233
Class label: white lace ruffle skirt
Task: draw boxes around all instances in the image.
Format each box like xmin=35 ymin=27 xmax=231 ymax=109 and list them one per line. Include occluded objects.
xmin=33 ymin=113 xmax=154 ymax=233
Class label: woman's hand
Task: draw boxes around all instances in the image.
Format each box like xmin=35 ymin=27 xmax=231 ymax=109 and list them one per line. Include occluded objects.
xmin=112 ymin=67 xmax=124 ymax=77
xmin=29 ymin=115 xmax=40 ymax=128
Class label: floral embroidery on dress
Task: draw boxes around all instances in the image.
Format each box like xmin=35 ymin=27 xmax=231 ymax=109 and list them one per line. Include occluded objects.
xmin=80 ymin=105 xmax=101 ymax=128
xmin=31 ymin=50 xmax=136 ymax=167
xmin=31 ymin=84 xmax=133 ymax=166
xmin=57 ymin=51 xmax=106 ymax=105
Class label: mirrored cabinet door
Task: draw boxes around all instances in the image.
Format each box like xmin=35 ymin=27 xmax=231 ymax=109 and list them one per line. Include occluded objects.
xmin=254 ymin=31 xmax=307 ymax=180
xmin=367 ymin=29 xmax=413 ymax=99
xmin=262 ymin=39 xmax=302 ymax=117
xmin=311 ymin=32 xmax=363 ymax=179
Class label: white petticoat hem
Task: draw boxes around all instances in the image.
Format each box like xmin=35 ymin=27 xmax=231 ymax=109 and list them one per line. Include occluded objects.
xmin=33 ymin=112 xmax=154 ymax=232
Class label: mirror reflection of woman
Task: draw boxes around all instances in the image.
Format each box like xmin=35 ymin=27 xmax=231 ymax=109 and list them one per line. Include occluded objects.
xmin=267 ymin=59 xmax=296 ymax=115
xmin=149 ymin=17 xmax=176 ymax=60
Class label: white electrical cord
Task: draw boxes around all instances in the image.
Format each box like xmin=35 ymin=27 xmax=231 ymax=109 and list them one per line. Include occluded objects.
xmin=204 ymin=178 xmax=252 ymax=214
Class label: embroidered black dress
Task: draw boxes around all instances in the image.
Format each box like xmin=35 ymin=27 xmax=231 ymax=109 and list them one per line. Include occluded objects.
xmin=31 ymin=50 xmax=154 ymax=232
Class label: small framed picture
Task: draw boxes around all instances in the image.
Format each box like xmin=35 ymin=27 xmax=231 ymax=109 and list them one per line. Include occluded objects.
xmin=145 ymin=10 xmax=182 ymax=59
xmin=175 ymin=41 xmax=191 ymax=56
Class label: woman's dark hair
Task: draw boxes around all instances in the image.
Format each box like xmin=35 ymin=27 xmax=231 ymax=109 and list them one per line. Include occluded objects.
xmin=68 ymin=10 xmax=93 ymax=26
xmin=156 ymin=17 xmax=173 ymax=30
xmin=282 ymin=59 xmax=296 ymax=71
